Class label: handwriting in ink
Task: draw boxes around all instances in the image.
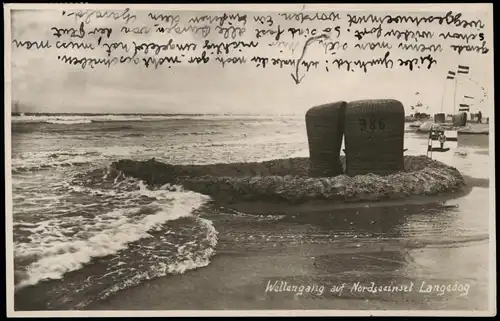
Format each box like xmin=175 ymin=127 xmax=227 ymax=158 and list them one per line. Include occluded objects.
xmin=57 ymin=55 xmax=118 ymax=69
xmin=188 ymin=13 xmax=248 ymax=26
xmin=383 ymin=29 xmax=434 ymax=42
xmin=55 ymin=41 xmax=95 ymax=50
xmin=215 ymin=26 xmax=246 ymax=39
xmin=323 ymin=40 xmax=349 ymax=55
xmin=14 ymin=10 xmax=489 ymax=79
xmin=155 ymin=23 xmax=211 ymax=38
xmin=250 ymin=56 xmax=269 ymax=68
xmin=118 ymin=56 xmax=141 ymax=65
xmin=121 ymin=26 xmax=150 ymax=34
xmin=12 ymin=39 xmax=52 ymax=50
xmin=321 ymin=26 xmax=341 ymax=38
xmin=270 ymin=58 xmax=296 ymax=68
xmin=253 ymin=15 xmax=274 ymax=27
xmin=51 ymin=22 xmax=85 ymax=39
xmin=438 ymin=31 xmax=485 ymax=43
xmin=255 ymin=25 xmax=285 ymax=41
xmin=398 ymin=43 xmax=443 ymax=53
xmin=133 ymin=41 xmax=197 ymax=56
xmin=353 ymin=25 xmax=383 ymax=40
xmin=268 ymin=41 xmax=300 ymax=54
xmin=287 ymin=27 xmax=319 ymax=39
xmin=450 ymin=41 xmax=489 ymax=54
xmin=102 ymin=41 xmax=131 ymax=56
xmin=300 ymin=60 xmax=320 ymax=72
xmin=354 ymin=41 xmax=392 ymax=51
xmin=278 ymin=12 xmax=341 ymax=23
xmin=147 ymin=13 xmax=181 ymax=25
xmin=397 ymin=54 xmax=437 ymax=70
xmin=143 ymin=56 xmax=182 ymax=69
xmin=346 ymin=11 xmax=485 ymax=29
xmin=291 ymin=34 xmax=329 ymax=84
xmin=215 ymin=56 xmax=247 ymax=68
xmin=202 ymin=40 xmax=259 ymax=55
xmin=62 ymin=8 xmax=136 ymax=25
xmin=329 ymin=51 xmax=394 ymax=73
xmin=187 ymin=51 xmax=210 ymax=64
xmin=88 ymin=27 xmax=113 ymax=38
xmin=250 ymin=57 xmax=319 ymax=71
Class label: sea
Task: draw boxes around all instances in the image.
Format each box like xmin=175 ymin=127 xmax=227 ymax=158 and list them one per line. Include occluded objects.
xmin=9 ymin=113 xmax=492 ymax=311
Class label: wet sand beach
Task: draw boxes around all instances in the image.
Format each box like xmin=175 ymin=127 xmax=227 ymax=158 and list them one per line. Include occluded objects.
xmin=12 ymin=117 xmax=492 ymax=312
xmin=88 ymin=186 xmax=490 ymax=311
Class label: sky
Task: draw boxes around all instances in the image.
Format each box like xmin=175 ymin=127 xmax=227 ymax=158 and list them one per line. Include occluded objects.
xmin=8 ymin=5 xmax=494 ymax=116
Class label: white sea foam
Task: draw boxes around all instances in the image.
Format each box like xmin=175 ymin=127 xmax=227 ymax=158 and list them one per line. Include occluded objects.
xmin=11 ymin=114 xmax=303 ymax=124
xmin=11 ymin=150 xmax=106 ymax=173
xmin=97 ymin=217 xmax=219 ymax=305
xmin=14 ymin=186 xmax=211 ymax=289
xmin=11 ymin=147 xmax=154 ymax=174
xmin=44 ymin=119 xmax=93 ymax=124
xmin=13 ymin=115 xmax=142 ymax=123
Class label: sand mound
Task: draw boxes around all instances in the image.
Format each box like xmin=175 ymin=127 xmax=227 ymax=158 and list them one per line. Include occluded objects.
xmin=112 ymin=155 xmax=465 ymax=205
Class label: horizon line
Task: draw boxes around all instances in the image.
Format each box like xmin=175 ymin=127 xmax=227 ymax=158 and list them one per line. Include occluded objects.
xmin=10 ymin=112 xmax=303 ymax=116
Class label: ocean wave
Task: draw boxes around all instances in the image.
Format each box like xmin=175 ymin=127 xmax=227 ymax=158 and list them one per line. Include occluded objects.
xmin=123 ymin=133 xmax=145 ymax=137
xmin=173 ymin=131 xmax=224 ymax=136
xmin=11 ymin=114 xmax=304 ymax=124
xmin=11 ymin=146 xmax=157 ymax=174
xmin=12 ymin=160 xmax=93 ymax=173
xmin=11 ymin=151 xmax=104 ymax=173
xmin=47 ymin=151 xmax=102 ymax=158
xmin=98 ymin=216 xmax=218 ymax=304
xmin=97 ymin=126 xmax=135 ymax=132
xmin=12 ymin=115 xmax=142 ymax=124
xmin=14 ymin=212 xmax=218 ymax=310
xmin=44 ymin=119 xmax=93 ymax=124
xmin=14 ymin=184 xmax=211 ymax=289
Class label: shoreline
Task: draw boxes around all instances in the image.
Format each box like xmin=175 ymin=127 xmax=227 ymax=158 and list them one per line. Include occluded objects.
xmin=216 ymin=174 xmax=487 ymax=215
xmin=11 ymin=116 xmax=491 ymax=313
xmin=86 ymin=252 xmax=426 ymax=311
xmin=112 ymin=155 xmax=467 ymax=208
xmin=213 ymin=186 xmax=475 ymax=215
xmin=86 ymin=197 xmax=489 ymax=311
xmin=86 ymin=249 xmax=480 ymax=311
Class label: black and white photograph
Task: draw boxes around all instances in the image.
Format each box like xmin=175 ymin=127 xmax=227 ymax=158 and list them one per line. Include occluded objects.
xmin=5 ymin=3 xmax=495 ymax=317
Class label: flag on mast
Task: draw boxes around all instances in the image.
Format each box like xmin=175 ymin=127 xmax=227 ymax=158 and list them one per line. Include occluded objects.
xmin=458 ymin=104 xmax=470 ymax=112
xmin=446 ymin=71 xmax=456 ymax=80
xmin=457 ymin=65 xmax=470 ymax=75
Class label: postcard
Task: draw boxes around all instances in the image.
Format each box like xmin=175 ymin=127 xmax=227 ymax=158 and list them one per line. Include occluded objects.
xmin=5 ymin=3 xmax=495 ymax=317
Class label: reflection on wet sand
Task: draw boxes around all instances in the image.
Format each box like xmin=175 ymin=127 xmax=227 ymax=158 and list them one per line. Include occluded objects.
xmin=85 ymin=130 xmax=491 ymax=312
xmin=207 ymin=192 xmax=489 ymax=310
xmin=457 ymin=134 xmax=489 ymax=149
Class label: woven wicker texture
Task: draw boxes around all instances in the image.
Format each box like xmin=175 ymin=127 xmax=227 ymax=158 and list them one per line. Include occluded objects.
xmin=305 ymin=101 xmax=346 ymax=177
xmin=345 ymin=99 xmax=405 ymax=177
xmin=434 ymin=113 xmax=446 ymax=123
xmin=452 ymin=113 xmax=467 ymax=126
